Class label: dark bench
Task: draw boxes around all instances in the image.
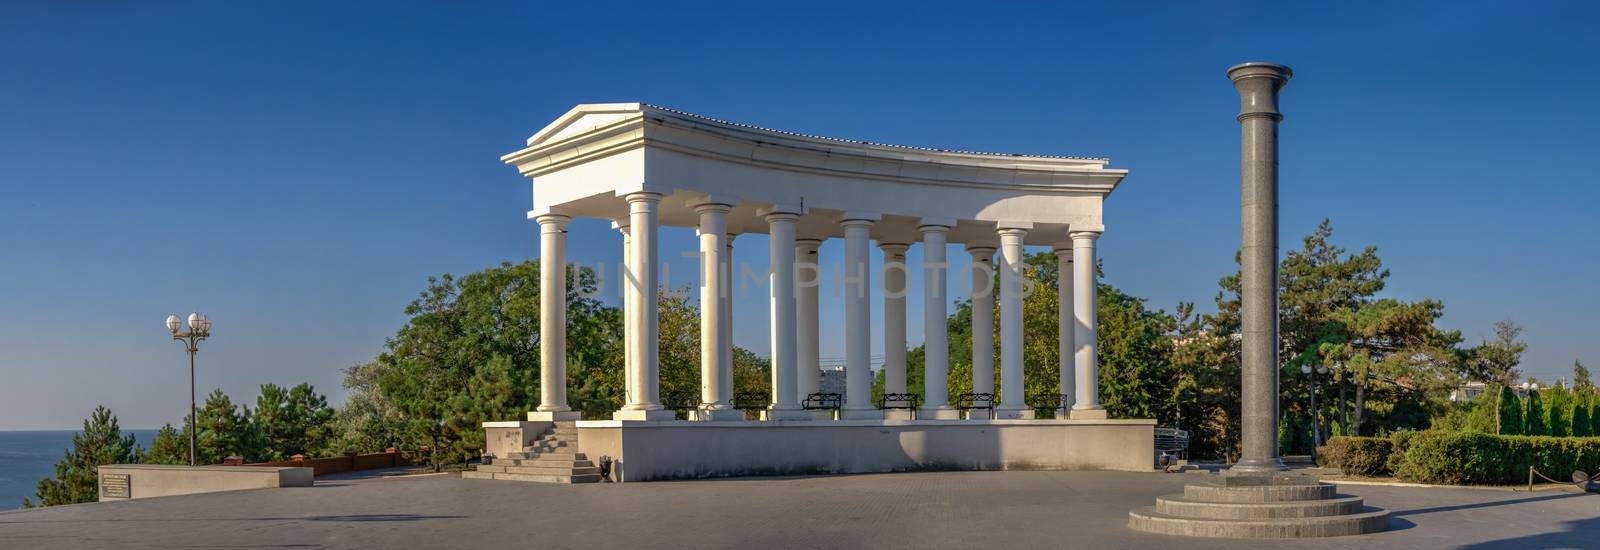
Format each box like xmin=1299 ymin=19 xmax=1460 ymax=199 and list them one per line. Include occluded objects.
xmin=733 ymin=392 xmax=770 ymax=412
xmin=878 ymin=392 xmax=920 ymax=411
xmin=662 ymin=391 xmax=700 ymax=412
xmin=802 ymin=392 xmax=842 ymax=410
xmin=1026 ymin=393 xmax=1070 ymax=417
xmin=957 ymin=392 xmax=995 ymax=419
xmin=1155 ymin=427 xmax=1190 ymax=460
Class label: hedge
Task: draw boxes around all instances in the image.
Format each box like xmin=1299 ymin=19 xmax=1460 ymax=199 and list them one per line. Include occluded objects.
xmin=1316 ymin=436 xmax=1392 ymax=476
xmin=1319 ymin=432 xmax=1600 ymax=485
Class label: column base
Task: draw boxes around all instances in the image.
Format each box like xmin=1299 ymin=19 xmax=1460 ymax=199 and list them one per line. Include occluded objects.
xmin=526 ymin=410 xmax=582 ymax=421
xmin=965 ymin=410 xmax=993 ymax=421
xmin=996 ymin=407 xmax=1034 ymax=420
xmin=839 ymin=408 xmax=884 ymax=420
xmin=761 ymin=408 xmax=814 ymax=421
xmin=1070 ymin=407 xmax=1108 ymax=420
xmin=689 ymin=408 xmax=745 ymax=421
xmin=612 ymin=409 xmax=677 ymax=421
xmin=919 ymin=407 xmax=963 ymax=420
xmin=883 ymin=409 xmax=917 ymax=420
xmin=807 ymin=409 xmax=836 ymax=421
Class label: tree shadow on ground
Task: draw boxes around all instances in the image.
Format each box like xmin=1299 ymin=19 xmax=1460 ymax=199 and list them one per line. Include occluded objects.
xmin=1455 ymin=513 xmax=1600 ymax=550
xmin=1389 ymin=490 xmax=1589 ymax=517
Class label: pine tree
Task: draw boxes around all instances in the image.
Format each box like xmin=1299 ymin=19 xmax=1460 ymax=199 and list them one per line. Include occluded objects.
xmin=1497 ymin=386 xmax=1524 ymax=435
xmin=1547 ymin=387 xmax=1573 ymax=437
xmin=1575 ymin=360 xmax=1596 ymax=395
xmin=26 ymin=406 xmax=137 ymax=507
xmin=1572 ymin=394 xmax=1593 ymax=437
xmin=138 ymin=424 xmax=189 ymax=465
xmin=1525 ymin=389 xmax=1549 ymax=436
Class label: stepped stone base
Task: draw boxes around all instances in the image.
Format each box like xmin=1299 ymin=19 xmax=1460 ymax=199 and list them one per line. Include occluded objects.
xmin=469 ymin=420 xmax=604 ymax=484
xmin=1128 ymin=472 xmax=1388 ymax=538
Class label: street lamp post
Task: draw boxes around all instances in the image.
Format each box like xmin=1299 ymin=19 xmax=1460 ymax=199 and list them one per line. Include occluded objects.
xmin=167 ymin=312 xmax=212 ymax=466
xmin=1302 ymin=363 xmax=1328 ymax=451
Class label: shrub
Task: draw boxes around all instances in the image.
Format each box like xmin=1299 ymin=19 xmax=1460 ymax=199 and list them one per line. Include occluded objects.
xmin=1393 ymin=432 xmax=1600 ymax=485
xmin=1317 ymin=436 xmax=1393 ymax=476
xmin=1497 ymin=386 xmax=1523 ymax=435
xmin=1574 ymin=397 xmax=1594 ymax=437
xmin=1525 ymin=390 xmax=1549 ymax=436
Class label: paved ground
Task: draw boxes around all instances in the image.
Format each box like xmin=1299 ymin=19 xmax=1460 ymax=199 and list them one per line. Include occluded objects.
xmin=1 ymin=470 xmax=1595 ymax=549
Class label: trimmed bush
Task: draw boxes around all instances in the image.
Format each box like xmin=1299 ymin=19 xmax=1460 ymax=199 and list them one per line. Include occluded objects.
xmin=1526 ymin=390 xmax=1549 ymax=436
xmin=1317 ymin=436 xmax=1393 ymax=476
xmin=1497 ymin=386 xmax=1523 ymax=435
xmin=1393 ymin=431 xmax=1600 ymax=485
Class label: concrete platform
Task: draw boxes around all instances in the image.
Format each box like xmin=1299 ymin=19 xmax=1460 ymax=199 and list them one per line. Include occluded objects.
xmin=571 ymin=418 xmax=1156 ymax=481
xmin=5 ymin=470 xmax=1596 ymax=549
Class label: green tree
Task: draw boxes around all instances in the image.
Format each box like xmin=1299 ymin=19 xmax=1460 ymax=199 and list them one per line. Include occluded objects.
xmin=1570 ymin=393 xmax=1592 ymax=437
xmin=378 ymin=261 xmax=609 ymax=469
xmin=1546 ymin=386 xmax=1573 ymax=437
xmin=1491 ymin=377 xmax=1516 ymax=434
xmin=1524 ymin=389 xmax=1548 ymax=436
xmin=196 ymin=389 xmax=261 ymax=463
xmin=26 ymin=406 xmax=136 ymax=507
xmin=253 ymin=383 xmax=336 ymax=459
xmin=138 ymin=424 xmax=189 ymax=465
xmin=1468 ymin=320 xmax=1526 ymax=385
xmin=332 ymin=360 xmax=405 ymax=454
xmin=1573 ymin=360 xmax=1595 ymax=395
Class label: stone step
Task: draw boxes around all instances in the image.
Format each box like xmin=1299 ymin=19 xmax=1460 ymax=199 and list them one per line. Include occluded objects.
xmin=1183 ymin=482 xmax=1336 ymax=503
xmin=500 ymin=465 xmax=602 ymax=476
xmin=1128 ymin=506 xmax=1389 ymax=538
xmin=501 ymin=458 xmax=594 ymax=468
xmin=1155 ymin=494 xmax=1366 ymax=519
xmin=507 ymin=450 xmax=586 ymax=460
xmin=483 ymin=472 xmax=600 ymax=484
xmin=521 ymin=447 xmax=579 ymax=457
xmin=528 ymin=440 xmax=572 ymax=449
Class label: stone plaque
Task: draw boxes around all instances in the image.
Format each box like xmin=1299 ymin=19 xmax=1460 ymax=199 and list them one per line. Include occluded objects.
xmin=101 ymin=473 xmax=130 ymax=499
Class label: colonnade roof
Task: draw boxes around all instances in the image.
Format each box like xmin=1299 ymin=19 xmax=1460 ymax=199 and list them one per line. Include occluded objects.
xmin=503 ymin=103 xmax=1129 ymax=246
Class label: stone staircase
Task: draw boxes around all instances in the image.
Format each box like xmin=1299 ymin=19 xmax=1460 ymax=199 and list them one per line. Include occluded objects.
xmin=462 ymin=421 xmax=600 ymax=484
xmin=1128 ymin=472 xmax=1388 ymax=538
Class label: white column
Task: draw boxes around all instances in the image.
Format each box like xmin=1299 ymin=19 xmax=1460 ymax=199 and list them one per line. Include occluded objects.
xmin=840 ymin=215 xmax=881 ymax=419
xmin=880 ymin=243 xmax=910 ymax=395
xmin=531 ymin=213 xmax=579 ymax=420
xmin=1070 ymin=230 xmax=1106 ymax=419
xmin=693 ymin=202 xmax=741 ymax=420
xmin=796 ymin=239 xmax=823 ymax=404
xmin=996 ymin=227 xmax=1032 ymax=419
xmin=919 ymin=222 xmax=960 ymax=419
xmin=764 ymin=207 xmax=808 ymax=420
xmin=1055 ymin=246 xmax=1076 ymax=415
xmin=722 ymin=234 xmax=736 ymax=405
xmin=967 ymin=244 xmax=997 ymax=419
xmin=612 ymin=220 xmax=635 ymax=409
xmin=615 ymin=192 xmax=673 ymax=420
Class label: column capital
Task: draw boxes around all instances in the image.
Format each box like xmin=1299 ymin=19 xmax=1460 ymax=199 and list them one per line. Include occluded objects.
xmin=839 ymin=217 xmax=876 ymax=229
xmin=997 ymin=227 xmax=1028 ymax=239
xmin=878 ymin=242 xmax=910 ymax=256
xmin=533 ymin=213 xmax=571 ymax=230
xmin=966 ymin=243 xmax=997 ymax=255
xmin=840 ymin=211 xmax=882 ymax=223
xmin=1052 ymin=246 xmax=1074 ymax=259
xmin=623 ymin=191 xmax=664 ymax=204
xmin=688 ymin=193 xmax=740 ymax=208
xmin=918 ymin=217 xmax=957 ymax=229
xmin=1069 ymin=230 xmax=1102 ymax=242
xmin=611 ymin=218 xmax=630 ymax=232
xmin=694 ymin=202 xmax=733 ymax=215
xmin=918 ymin=223 xmax=952 ymax=234
xmin=757 ymin=203 xmax=804 ymax=217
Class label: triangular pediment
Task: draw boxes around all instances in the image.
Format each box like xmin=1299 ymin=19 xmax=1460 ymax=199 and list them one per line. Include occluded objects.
xmin=524 ymin=103 xmax=644 ymax=147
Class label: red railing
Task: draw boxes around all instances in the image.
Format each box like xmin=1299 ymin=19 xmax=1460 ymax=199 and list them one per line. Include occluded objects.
xmin=223 ymin=448 xmax=410 ymax=477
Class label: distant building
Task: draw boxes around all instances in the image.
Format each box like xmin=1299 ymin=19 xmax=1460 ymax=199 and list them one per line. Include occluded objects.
xmin=1449 ymin=380 xmax=1547 ymax=402
xmin=820 ymin=367 xmax=846 ymax=395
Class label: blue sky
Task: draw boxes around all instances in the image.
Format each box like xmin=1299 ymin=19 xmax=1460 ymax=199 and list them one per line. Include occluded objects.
xmin=2 ymin=1 xmax=1595 ymax=429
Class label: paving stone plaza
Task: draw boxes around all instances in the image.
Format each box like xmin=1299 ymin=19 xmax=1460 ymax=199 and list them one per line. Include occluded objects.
xmin=4 ymin=469 xmax=1594 ymax=549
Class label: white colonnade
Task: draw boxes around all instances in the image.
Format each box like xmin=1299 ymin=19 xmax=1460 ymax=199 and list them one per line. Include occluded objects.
xmin=509 ymin=103 xmax=1123 ymax=423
